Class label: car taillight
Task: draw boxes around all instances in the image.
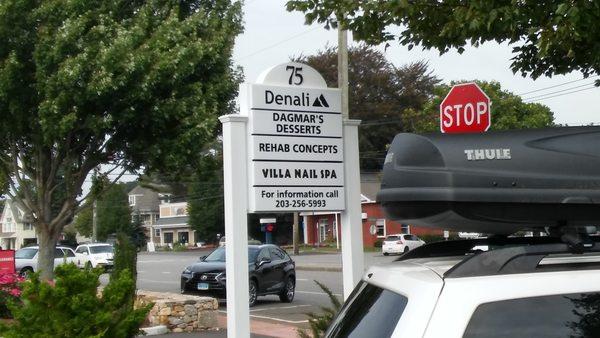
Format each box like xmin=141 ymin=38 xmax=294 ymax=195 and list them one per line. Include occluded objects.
xmin=396 ymin=241 xmax=403 ymax=244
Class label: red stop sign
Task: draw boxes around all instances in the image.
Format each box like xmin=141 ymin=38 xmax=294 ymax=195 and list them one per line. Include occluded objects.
xmin=440 ymin=83 xmax=491 ymax=133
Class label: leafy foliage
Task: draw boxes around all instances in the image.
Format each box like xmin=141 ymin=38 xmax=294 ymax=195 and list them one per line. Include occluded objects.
xmin=293 ymin=45 xmax=440 ymax=169
xmin=287 ymin=1 xmax=600 ymax=80
xmin=0 ymin=274 xmax=24 ymax=318
xmin=298 ymin=280 xmax=342 ymax=338
xmin=112 ymin=232 xmax=138 ymax=281
xmin=0 ymin=0 xmax=243 ymax=280
xmin=0 ymin=264 xmax=151 ymax=338
xmin=96 ymin=184 xmax=132 ymax=241
xmin=188 ymin=151 xmax=224 ymax=244
xmin=404 ymin=80 xmax=555 ymax=133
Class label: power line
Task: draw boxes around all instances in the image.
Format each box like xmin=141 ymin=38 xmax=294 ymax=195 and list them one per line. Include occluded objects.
xmin=518 ymin=75 xmax=599 ymax=96
xmin=524 ymin=86 xmax=600 ymax=103
xmin=521 ymin=82 xmax=597 ymax=101
xmin=235 ymin=26 xmax=321 ymax=61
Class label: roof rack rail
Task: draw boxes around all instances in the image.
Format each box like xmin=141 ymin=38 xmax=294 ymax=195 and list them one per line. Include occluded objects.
xmin=396 ymin=236 xmax=582 ymax=261
xmin=396 ymin=236 xmax=600 ymax=278
xmin=444 ymin=242 xmax=600 ymax=278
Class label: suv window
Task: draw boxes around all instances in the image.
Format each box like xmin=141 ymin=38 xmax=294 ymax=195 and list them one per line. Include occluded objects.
xmin=403 ymin=235 xmax=412 ymax=241
xmin=463 ymin=292 xmax=600 ymax=338
xmin=75 ymin=247 xmax=87 ymax=254
xmin=256 ymin=248 xmax=271 ymax=262
xmin=54 ymin=248 xmax=65 ymax=258
xmin=269 ymin=247 xmax=286 ymax=261
xmin=61 ymin=248 xmax=75 ymax=257
xmin=325 ymin=281 xmax=408 ymax=338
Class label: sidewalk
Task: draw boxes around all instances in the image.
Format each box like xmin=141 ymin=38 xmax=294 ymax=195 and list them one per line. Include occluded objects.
xmin=292 ymin=250 xmax=395 ymax=272
xmin=144 ymin=313 xmax=302 ymax=338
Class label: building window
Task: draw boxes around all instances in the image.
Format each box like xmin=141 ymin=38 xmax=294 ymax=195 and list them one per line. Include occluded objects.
xmin=318 ymin=219 xmax=329 ymax=243
xmin=401 ymin=224 xmax=410 ymax=234
xmin=154 ymin=228 xmax=160 ymax=237
xmin=376 ymin=219 xmax=386 ymax=238
xmin=128 ymin=195 xmax=136 ymax=206
xmin=163 ymin=232 xmax=173 ymax=244
xmin=23 ymin=223 xmax=33 ymax=231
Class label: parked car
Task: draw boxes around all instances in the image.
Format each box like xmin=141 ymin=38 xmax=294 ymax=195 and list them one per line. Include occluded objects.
xmin=218 ymin=237 xmax=262 ymax=247
xmin=382 ymin=234 xmax=425 ymax=255
xmin=15 ymin=246 xmax=77 ymax=276
xmin=74 ymin=243 xmax=114 ymax=269
xmin=324 ymin=236 xmax=600 ymax=338
xmin=180 ymin=244 xmax=295 ymax=307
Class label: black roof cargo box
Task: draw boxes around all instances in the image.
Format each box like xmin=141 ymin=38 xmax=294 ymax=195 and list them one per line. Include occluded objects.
xmin=377 ymin=127 xmax=600 ymax=234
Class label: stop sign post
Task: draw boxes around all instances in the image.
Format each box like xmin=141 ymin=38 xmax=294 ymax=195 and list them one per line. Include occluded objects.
xmin=440 ymin=83 xmax=491 ymax=133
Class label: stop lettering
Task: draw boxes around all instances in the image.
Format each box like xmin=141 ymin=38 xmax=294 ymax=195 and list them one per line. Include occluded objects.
xmin=440 ymin=83 xmax=491 ymax=133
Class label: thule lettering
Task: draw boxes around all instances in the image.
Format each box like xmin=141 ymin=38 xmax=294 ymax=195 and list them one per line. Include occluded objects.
xmin=465 ymin=148 xmax=511 ymax=161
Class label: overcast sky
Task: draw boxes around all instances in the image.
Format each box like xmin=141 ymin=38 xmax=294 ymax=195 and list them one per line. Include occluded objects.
xmin=234 ymin=0 xmax=600 ymax=126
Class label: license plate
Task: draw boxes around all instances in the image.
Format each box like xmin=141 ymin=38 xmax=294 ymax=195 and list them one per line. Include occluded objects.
xmin=197 ymin=282 xmax=209 ymax=290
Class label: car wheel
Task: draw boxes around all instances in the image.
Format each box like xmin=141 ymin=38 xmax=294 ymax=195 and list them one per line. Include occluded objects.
xmin=403 ymin=247 xmax=410 ymax=254
xmin=249 ymin=280 xmax=258 ymax=307
xmin=279 ymin=277 xmax=295 ymax=303
xmin=85 ymin=261 xmax=93 ymax=269
xmin=19 ymin=267 xmax=33 ymax=278
xmin=383 ymin=252 xmax=389 ymax=256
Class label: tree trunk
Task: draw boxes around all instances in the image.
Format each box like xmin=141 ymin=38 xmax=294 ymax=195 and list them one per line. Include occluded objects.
xmin=36 ymin=224 xmax=60 ymax=281
xmin=293 ymin=212 xmax=299 ymax=255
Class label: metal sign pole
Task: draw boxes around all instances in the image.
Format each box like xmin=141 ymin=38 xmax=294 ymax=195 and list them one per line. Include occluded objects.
xmin=340 ymin=119 xmax=364 ymax=299
xmin=219 ymin=114 xmax=250 ymax=338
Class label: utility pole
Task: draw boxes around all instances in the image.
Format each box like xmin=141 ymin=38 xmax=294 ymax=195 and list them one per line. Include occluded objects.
xmin=92 ymin=200 xmax=97 ymax=243
xmin=338 ymin=27 xmax=365 ymax=300
xmin=338 ymin=29 xmax=349 ymax=119
xmin=293 ymin=212 xmax=299 ymax=255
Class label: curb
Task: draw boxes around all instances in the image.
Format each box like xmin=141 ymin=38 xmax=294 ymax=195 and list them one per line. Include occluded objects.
xmin=140 ymin=325 xmax=169 ymax=336
xmin=295 ymin=265 xmax=342 ymax=272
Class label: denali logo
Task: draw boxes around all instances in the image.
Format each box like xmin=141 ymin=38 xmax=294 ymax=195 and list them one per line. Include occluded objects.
xmin=465 ymin=148 xmax=511 ymax=161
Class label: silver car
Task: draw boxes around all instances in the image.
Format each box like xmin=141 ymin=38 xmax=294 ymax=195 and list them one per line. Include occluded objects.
xmin=15 ymin=246 xmax=77 ymax=276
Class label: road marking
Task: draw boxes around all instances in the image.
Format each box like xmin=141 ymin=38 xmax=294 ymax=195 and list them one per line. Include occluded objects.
xmin=218 ymin=310 xmax=308 ymax=324
xmin=250 ymin=304 xmax=311 ymax=312
xmin=296 ymin=278 xmax=309 ymax=281
xmin=161 ymin=271 xmax=171 ymax=274
xmin=296 ymin=290 xmax=343 ymax=297
xmin=140 ymin=279 xmax=177 ymax=284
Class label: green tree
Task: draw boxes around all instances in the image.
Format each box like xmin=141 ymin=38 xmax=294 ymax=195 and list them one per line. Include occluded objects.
xmin=293 ymin=45 xmax=440 ymax=169
xmin=0 ymin=0 xmax=243 ymax=280
xmin=287 ymin=1 xmax=600 ymax=80
xmin=96 ymin=184 xmax=131 ymax=241
xmin=188 ymin=152 xmax=224 ymax=244
xmin=403 ymin=81 xmax=555 ymax=133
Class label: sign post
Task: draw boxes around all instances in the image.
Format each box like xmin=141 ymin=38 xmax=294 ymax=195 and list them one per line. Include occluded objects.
xmin=0 ymin=250 xmax=15 ymax=275
xmin=219 ymin=114 xmax=250 ymax=338
xmin=440 ymin=83 xmax=491 ymax=133
xmin=222 ymin=62 xmax=362 ymax=337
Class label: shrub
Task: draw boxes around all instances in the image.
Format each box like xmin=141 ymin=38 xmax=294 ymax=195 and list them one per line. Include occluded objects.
xmin=172 ymin=242 xmax=187 ymax=252
xmin=0 ymin=264 xmax=151 ymax=338
xmin=373 ymin=240 xmax=383 ymax=248
xmin=0 ymin=274 xmax=24 ymax=318
xmin=298 ymin=281 xmax=342 ymax=338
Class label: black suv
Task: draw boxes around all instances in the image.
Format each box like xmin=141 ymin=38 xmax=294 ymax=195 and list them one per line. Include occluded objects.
xmin=180 ymin=244 xmax=296 ymax=306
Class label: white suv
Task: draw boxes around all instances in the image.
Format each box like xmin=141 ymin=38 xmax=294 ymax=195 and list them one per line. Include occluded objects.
xmin=74 ymin=243 xmax=114 ymax=269
xmin=382 ymin=234 xmax=424 ymax=255
xmin=15 ymin=246 xmax=77 ymax=276
xmin=325 ymin=236 xmax=600 ymax=338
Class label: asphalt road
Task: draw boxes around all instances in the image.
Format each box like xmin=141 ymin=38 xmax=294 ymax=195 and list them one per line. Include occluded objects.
xmin=135 ymin=250 xmax=396 ymax=328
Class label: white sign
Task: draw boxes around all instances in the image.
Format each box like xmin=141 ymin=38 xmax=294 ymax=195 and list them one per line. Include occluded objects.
xmin=240 ymin=62 xmax=345 ymax=212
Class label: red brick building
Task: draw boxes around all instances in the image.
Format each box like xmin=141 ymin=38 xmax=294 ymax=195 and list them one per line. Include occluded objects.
xmin=300 ymin=173 xmax=443 ymax=248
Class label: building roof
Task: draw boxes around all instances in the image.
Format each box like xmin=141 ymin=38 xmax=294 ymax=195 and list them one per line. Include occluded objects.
xmin=129 ymin=185 xmax=160 ymax=213
xmin=155 ymin=216 xmax=189 ymax=226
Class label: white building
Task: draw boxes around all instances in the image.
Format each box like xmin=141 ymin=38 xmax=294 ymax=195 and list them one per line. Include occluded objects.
xmin=0 ymin=199 xmax=37 ymax=250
